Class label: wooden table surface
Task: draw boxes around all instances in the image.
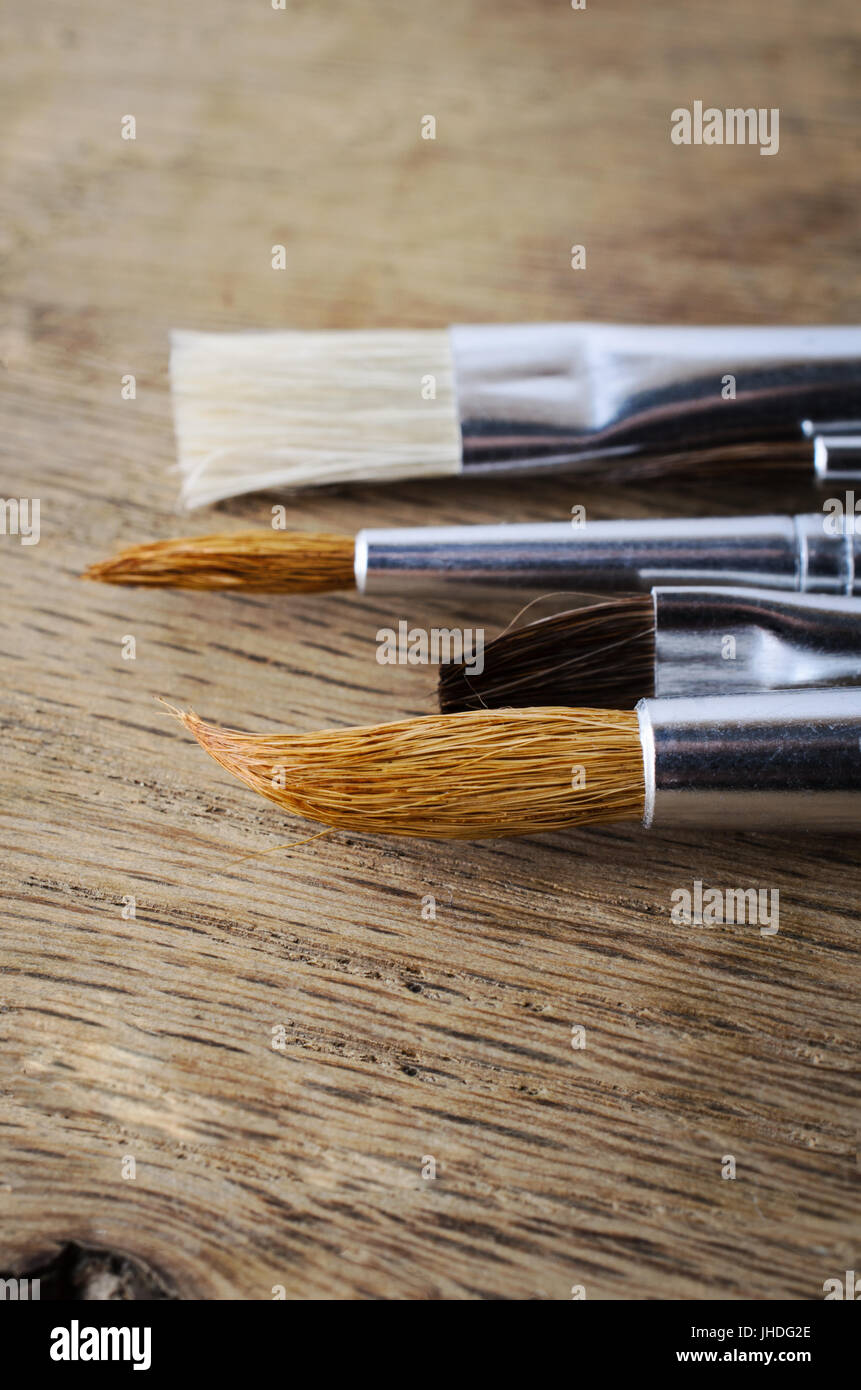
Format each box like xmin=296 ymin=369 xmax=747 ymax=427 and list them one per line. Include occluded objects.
xmin=2 ymin=0 xmax=859 ymax=1300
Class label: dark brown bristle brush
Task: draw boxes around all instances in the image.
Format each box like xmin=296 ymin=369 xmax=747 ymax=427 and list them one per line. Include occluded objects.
xmin=438 ymin=597 xmax=655 ymax=712
xmin=439 ymin=586 xmax=861 ymax=712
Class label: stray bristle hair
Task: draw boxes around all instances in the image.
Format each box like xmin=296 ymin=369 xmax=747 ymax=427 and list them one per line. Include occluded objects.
xmin=83 ymin=531 xmax=357 ymax=593
xmin=170 ymin=329 xmax=462 ymax=508
xmin=438 ymin=595 xmax=656 ymax=713
xmin=174 ymin=705 xmax=645 ymax=840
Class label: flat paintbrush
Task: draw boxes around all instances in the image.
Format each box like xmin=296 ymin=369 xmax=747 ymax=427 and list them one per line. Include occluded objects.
xmin=438 ymin=586 xmax=861 ymax=712
xmin=169 ymin=324 xmax=861 ymax=507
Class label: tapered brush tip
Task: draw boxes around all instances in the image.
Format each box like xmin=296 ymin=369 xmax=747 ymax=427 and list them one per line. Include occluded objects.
xmin=83 ymin=530 xmax=357 ymax=593
xmin=438 ymin=595 xmax=656 ymax=713
xmin=176 ymin=705 xmax=645 ymax=840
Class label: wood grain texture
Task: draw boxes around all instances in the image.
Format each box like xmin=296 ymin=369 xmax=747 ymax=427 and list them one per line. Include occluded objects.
xmin=1 ymin=0 xmax=859 ymax=1300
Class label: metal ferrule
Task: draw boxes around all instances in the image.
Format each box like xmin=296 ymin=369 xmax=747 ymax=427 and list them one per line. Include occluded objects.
xmin=354 ymin=513 xmax=861 ymax=595
xmin=449 ymin=323 xmax=861 ymax=478
xmin=652 ymin=586 xmax=861 ymax=698
xmin=636 ymin=689 xmax=861 ymax=830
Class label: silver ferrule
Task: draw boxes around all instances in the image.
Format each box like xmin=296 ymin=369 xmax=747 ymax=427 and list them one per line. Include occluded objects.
xmin=354 ymin=513 xmax=861 ymax=595
xmin=653 ymin=586 xmax=861 ymax=698
xmin=637 ymin=689 xmax=861 ymax=830
xmin=449 ymin=323 xmax=861 ymax=478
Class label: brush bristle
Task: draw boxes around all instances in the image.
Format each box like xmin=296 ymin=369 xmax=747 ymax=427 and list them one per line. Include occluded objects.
xmin=170 ymin=329 xmax=462 ymax=508
xmin=438 ymin=596 xmax=656 ymax=713
xmin=83 ymin=531 xmax=357 ymax=592
xmin=175 ymin=705 xmax=645 ymax=840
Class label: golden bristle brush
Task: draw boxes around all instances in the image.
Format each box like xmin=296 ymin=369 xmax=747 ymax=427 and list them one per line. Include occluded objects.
xmin=173 ymin=690 xmax=861 ymax=842
xmin=85 ymin=512 xmax=861 ymax=595
xmin=438 ymin=586 xmax=861 ymax=712
xmin=85 ymin=531 xmax=357 ymax=593
xmin=168 ymin=325 xmax=861 ymax=507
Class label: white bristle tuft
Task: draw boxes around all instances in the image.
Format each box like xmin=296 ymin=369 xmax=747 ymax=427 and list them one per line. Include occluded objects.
xmin=170 ymin=329 xmax=462 ymax=508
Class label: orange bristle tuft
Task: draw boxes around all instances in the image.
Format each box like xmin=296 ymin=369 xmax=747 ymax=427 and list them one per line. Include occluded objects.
xmin=83 ymin=531 xmax=356 ymax=593
xmin=172 ymin=705 xmax=645 ymax=841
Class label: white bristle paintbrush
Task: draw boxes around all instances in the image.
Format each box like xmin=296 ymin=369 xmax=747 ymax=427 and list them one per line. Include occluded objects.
xmin=169 ymin=324 xmax=861 ymax=507
xmin=173 ymin=690 xmax=861 ymax=840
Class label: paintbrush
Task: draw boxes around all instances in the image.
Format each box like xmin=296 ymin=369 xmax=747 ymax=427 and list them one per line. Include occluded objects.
xmin=85 ymin=511 xmax=861 ymax=596
xmin=169 ymin=325 xmax=861 ymax=506
xmin=172 ymin=690 xmax=861 ymax=840
xmin=86 ymin=511 xmax=861 ymax=596
xmin=438 ymin=586 xmax=861 ymax=712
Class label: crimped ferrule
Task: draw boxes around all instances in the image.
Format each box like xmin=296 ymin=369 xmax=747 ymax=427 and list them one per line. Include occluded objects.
xmin=449 ymin=323 xmax=861 ymax=477
xmin=652 ymin=586 xmax=861 ymax=697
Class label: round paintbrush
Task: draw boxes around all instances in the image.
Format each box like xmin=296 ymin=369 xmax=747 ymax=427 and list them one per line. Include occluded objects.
xmin=84 ymin=513 xmax=861 ymax=596
xmin=169 ymin=690 xmax=861 ymax=841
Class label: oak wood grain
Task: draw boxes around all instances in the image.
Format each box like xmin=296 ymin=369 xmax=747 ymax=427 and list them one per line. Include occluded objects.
xmin=1 ymin=0 xmax=859 ymax=1299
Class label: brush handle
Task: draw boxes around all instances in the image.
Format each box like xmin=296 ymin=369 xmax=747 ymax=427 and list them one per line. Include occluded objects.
xmin=355 ymin=514 xmax=861 ymax=595
xmin=637 ymin=689 xmax=861 ymax=829
xmin=652 ymin=586 xmax=861 ymax=697
xmin=449 ymin=323 xmax=861 ymax=477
